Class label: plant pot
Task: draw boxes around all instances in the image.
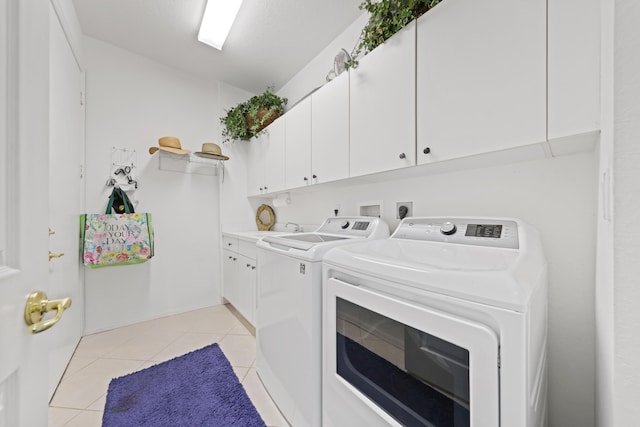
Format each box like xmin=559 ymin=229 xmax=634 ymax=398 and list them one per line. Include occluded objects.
xmin=245 ymin=108 xmax=281 ymax=135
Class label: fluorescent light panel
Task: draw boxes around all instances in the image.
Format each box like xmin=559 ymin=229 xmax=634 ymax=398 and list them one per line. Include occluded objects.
xmin=198 ymin=0 xmax=243 ymax=50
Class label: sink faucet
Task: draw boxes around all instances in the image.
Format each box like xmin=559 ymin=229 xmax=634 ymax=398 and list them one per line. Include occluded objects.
xmin=285 ymin=222 xmax=303 ymax=232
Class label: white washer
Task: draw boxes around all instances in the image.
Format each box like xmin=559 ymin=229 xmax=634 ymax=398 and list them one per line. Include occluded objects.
xmin=256 ymin=216 xmax=389 ymax=427
xmin=322 ymin=217 xmax=548 ymax=427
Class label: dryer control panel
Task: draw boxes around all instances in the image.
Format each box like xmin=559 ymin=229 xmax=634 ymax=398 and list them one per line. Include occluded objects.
xmin=392 ymin=217 xmax=519 ymax=249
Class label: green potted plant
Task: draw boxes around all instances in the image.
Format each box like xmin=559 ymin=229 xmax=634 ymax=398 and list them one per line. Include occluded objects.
xmin=220 ymin=87 xmax=288 ymax=143
xmin=346 ymin=0 xmax=442 ymax=70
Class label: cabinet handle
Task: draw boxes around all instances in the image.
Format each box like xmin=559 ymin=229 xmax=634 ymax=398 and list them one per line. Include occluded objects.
xmin=232 ymin=257 xmax=237 ymax=261
xmin=228 ymin=256 xmax=232 ymax=259
xmin=312 ymin=174 xmax=317 ymax=179
xmin=303 ymin=177 xmax=308 ymax=181
xmin=264 ymin=186 xmax=268 ymax=191
xmin=259 ymin=187 xmax=263 ymax=191
xmin=251 ymin=266 xmax=256 ymax=270
xmin=246 ymin=263 xmax=251 ymax=268
xmin=423 ymin=147 xmax=431 ymax=154
xmin=227 ymin=242 xmax=232 ymax=246
xmin=399 ymin=153 xmax=406 ymax=160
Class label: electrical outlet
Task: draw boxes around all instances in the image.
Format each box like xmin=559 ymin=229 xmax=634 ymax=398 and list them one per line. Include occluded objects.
xmin=396 ymin=201 xmax=413 ymax=219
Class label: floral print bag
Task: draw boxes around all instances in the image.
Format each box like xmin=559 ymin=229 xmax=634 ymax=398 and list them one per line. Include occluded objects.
xmin=80 ymin=189 xmax=154 ymax=268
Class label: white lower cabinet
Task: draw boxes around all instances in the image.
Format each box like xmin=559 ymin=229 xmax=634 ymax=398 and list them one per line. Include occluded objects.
xmin=222 ymin=237 xmax=257 ymax=325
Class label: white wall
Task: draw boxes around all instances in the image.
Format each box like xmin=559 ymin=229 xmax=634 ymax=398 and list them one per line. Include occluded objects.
xmin=217 ymin=82 xmax=258 ymax=232
xmin=596 ymin=0 xmax=615 ymax=425
xmin=277 ymin=13 xmax=367 ymax=109
xmin=83 ymin=37 xmax=222 ymax=333
xmin=610 ymin=0 xmax=640 ymax=424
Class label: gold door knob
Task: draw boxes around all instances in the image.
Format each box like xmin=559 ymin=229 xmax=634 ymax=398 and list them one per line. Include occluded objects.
xmin=49 ymin=251 xmax=64 ymax=261
xmin=49 ymin=228 xmax=55 ymax=236
xmin=24 ymin=291 xmax=72 ymax=334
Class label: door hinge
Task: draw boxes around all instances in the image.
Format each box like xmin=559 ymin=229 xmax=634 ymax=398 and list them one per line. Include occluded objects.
xmin=80 ymin=91 xmax=85 ymax=106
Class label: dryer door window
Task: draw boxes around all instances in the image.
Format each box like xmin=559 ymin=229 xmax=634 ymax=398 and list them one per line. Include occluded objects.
xmin=337 ymin=298 xmax=470 ymax=426
xmin=325 ymin=277 xmax=500 ymax=427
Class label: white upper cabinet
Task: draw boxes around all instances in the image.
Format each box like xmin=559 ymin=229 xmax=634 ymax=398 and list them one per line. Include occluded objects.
xmin=285 ymin=97 xmax=312 ymax=189
xmin=246 ymin=133 xmax=266 ymax=196
xmin=350 ymin=21 xmax=416 ymax=177
xmin=263 ymin=116 xmax=286 ymax=194
xmin=246 ymin=116 xmax=286 ymax=196
xmin=416 ymin=0 xmax=546 ymax=165
xmin=311 ymin=72 xmax=350 ymax=184
xmin=547 ymin=0 xmax=600 ymax=141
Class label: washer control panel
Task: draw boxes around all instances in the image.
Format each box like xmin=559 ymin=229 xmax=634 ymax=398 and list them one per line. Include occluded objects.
xmin=317 ymin=217 xmax=384 ymax=237
xmin=392 ymin=217 xmax=519 ymax=249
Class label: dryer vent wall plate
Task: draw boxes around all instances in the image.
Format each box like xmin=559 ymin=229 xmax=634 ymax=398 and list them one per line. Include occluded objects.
xmin=359 ymin=202 xmax=382 ymax=218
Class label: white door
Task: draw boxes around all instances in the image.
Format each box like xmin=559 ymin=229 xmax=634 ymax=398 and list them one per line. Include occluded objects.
xmin=0 ymin=1 xmax=74 ymax=425
xmin=48 ymin=2 xmax=85 ymax=400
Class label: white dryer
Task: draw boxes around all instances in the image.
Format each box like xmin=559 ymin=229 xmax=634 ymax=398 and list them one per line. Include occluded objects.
xmin=322 ymin=217 xmax=548 ymax=427
xmin=256 ymin=216 xmax=389 ymax=427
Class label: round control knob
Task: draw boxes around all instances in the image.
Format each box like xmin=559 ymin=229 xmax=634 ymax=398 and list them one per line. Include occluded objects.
xmin=340 ymin=221 xmax=350 ymax=230
xmin=440 ymin=222 xmax=457 ymax=235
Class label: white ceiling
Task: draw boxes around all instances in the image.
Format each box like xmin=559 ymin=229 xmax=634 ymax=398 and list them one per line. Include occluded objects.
xmin=72 ymin=0 xmax=363 ymax=94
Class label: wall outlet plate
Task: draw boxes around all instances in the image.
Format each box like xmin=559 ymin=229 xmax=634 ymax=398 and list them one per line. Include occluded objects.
xmin=396 ymin=201 xmax=413 ymax=219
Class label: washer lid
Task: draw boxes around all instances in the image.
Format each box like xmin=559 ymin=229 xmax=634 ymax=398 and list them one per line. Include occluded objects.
xmin=323 ymin=236 xmax=546 ymax=312
xmin=262 ymin=233 xmax=353 ymax=252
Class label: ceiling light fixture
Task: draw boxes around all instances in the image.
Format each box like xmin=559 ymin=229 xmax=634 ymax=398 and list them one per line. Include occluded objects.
xmin=198 ymin=0 xmax=244 ymax=50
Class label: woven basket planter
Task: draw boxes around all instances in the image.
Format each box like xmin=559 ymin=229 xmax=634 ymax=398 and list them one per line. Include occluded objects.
xmin=245 ymin=108 xmax=281 ymax=136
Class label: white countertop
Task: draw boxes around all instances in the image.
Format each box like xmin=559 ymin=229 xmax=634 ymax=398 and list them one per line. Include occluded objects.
xmin=222 ymin=230 xmax=291 ymax=243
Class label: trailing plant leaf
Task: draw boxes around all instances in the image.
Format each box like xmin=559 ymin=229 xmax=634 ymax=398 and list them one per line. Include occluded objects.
xmin=220 ymin=87 xmax=288 ymax=143
xmin=356 ymin=0 xmax=442 ymax=55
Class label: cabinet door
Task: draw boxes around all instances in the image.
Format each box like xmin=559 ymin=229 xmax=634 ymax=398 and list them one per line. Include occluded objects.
xmin=416 ymin=0 xmax=546 ymax=165
xmin=350 ymin=21 xmax=416 ymax=177
xmin=237 ymin=253 xmax=257 ymax=325
xmin=548 ymin=0 xmax=600 ymax=140
xmin=312 ymin=71 xmax=349 ymax=184
xmin=263 ymin=116 xmax=286 ymax=194
xmin=246 ymin=133 xmax=267 ymax=196
xmin=223 ymin=250 xmax=240 ymax=308
xmin=285 ymin=97 xmax=312 ymax=189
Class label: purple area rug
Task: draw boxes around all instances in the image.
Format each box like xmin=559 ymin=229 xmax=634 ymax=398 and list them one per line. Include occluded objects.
xmin=102 ymin=343 xmax=266 ymax=427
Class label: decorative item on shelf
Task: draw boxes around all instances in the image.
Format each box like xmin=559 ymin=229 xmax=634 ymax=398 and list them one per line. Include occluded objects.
xmin=194 ymin=143 xmax=229 ymax=160
xmin=326 ymin=49 xmax=352 ymax=82
xmin=220 ymin=87 xmax=288 ymax=144
xmin=149 ymin=136 xmax=190 ymax=155
xmin=345 ymin=0 xmax=442 ymax=70
xmin=255 ymin=204 xmax=275 ymax=231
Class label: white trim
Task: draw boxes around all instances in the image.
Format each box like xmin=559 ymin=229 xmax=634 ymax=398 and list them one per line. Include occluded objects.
xmin=49 ymin=0 xmax=84 ymax=70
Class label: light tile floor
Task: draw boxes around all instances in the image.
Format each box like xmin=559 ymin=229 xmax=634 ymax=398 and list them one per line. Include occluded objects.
xmin=48 ymin=304 xmax=289 ymax=427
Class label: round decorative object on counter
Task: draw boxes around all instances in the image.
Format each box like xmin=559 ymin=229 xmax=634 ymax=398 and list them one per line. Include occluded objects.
xmin=256 ymin=204 xmax=275 ymax=231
